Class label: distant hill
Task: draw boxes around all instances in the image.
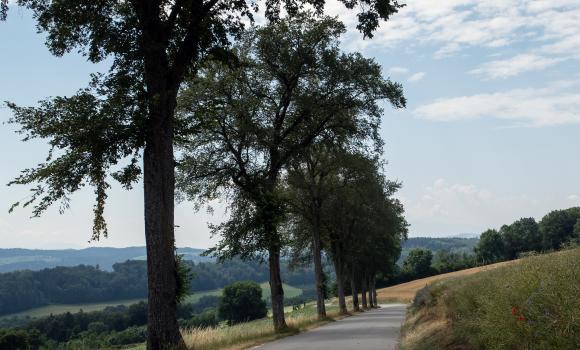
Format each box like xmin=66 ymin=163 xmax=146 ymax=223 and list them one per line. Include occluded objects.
xmin=0 ymin=246 xmax=213 ymax=272
xmin=0 ymin=236 xmax=479 ymax=272
xmin=399 ymin=236 xmax=479 ymax=264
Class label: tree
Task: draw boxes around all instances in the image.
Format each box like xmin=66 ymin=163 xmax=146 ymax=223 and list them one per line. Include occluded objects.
xmin=176 ymin=14 xmax=405 ymax=330
xmin=317 ymin=152 xmax=406 ymax=313
xmin=3 ymin=0 xmax=404 ymax=347
xmin=475 ymin=229 xmax=505 ymax=264
xmin=218 ymin=281 xmax=267 ymax=325
xmin=500 ymin=217 xmax=541 ymax=259
xmin=402 ymin=248 xmax=432 ymax=278
xmin=539 ymin=207 xmax=580 ymax=250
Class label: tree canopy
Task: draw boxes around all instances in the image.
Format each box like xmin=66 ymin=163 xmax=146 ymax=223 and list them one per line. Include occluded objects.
xmin=176 ymin=14 xmax=405 ymax=329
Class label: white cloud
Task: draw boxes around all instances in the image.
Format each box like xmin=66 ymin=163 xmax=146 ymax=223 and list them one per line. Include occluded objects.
xmin=567 ymin=194 xmax=579 ymax=202
xmin=415 ymin=80 xmax=580 ymax=126
xmin=408 ymin=72 xmax=426 ymax=82
xmin=401 ymin=179 xmax=568 ymax=235
xmin=388 ymin=66 xmax=409 ymax=74
xmin=470 ymin=54 xmax=564 ymax=80
xmin=326 ymin=0 xmax=580 ymax=77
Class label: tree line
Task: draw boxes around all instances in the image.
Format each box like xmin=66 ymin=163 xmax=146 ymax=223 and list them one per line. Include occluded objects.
xmin=4 ymin=2 xmax=407 ymax=348
xmin=0 ymin=258 xmax=315 ymax=316
xmin=475 ymin=207 xmax=580 ymax=264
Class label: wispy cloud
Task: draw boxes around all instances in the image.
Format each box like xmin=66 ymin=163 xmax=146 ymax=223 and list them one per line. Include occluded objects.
xmin=408 ymin=72 xmax=426 ymax=82
xmin=326 ymin=0 xmax=580 ymax=77
xmin=401 ymin=179 xmax=564 ymax=235
xmin=414 ymin=81 xmax=580 ymax=127
xmin=389 ymin=66 xmax=409 ymax=74
xmin=470 ymin=54 xmax=564 ymax=80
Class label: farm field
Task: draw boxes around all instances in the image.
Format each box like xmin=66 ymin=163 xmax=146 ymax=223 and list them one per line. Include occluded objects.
xmin=376 ymin=259 xmax=514 ymax=303
xmin=1 ymin=282 xmax=303 ymax=320
xmin=0 ymin=298 xmax=146 ymax=320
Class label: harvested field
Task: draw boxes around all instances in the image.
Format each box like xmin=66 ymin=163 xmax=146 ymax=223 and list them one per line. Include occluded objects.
xmin=376 ymin=260 xmax=514 ymax=303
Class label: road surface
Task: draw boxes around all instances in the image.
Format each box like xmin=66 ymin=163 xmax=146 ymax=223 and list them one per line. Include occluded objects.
xmin=256 ymin=304 xmax=407 ymax=350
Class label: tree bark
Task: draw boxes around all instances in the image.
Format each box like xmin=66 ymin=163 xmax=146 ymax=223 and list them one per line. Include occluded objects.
xmin=312 ymin=231 xmax=327 ymax=319
xmin=350 ymin=271 xmax=360 ymax=312
xmin=361 ymin=273 xmax=368 ymax=309
xmin=311 ymin=212 xmax=326 ymax=319
xmin=143 ymin=96 xmax=185 ymax=349
xmin=372 ymin=283 xmax=378 ymax=308
xmin=332 ymin=254 xmax=347 ymax=314
xmin=367 ymin=277 xmax=374 ymax=308
xmin=268 ymin=245 xmax=287 ymax=331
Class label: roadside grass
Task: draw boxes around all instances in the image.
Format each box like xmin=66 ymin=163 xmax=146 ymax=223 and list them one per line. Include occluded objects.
xmin=181 ymin=303 xmax=342 ymax=350
xmin=400 ymin=247 xmax=580 ymax=350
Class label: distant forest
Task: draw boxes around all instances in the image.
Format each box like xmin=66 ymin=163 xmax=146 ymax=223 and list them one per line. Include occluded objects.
xmin=0 ymin=259 xmax=314 ymax=316
xmin=398 ymin=237 xmax=478 ymax=264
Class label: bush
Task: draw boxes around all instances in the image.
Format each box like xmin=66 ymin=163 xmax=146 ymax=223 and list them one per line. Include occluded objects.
xmin=107 ymin=326 xmax=147 ymax=346
xmin=218 ymin=281 xmax=267 ymax=325
xmin=0 ymin=329 xmax=41 ymax=350
xmin=182 ymin=309 xmax=219 ymax=329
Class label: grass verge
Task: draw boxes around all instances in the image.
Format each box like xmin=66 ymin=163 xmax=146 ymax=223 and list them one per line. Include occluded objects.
xmin=400 ymin=247 xmax=580 ymax=350
xmin=181 ymin=304 xmax=343 ymax=350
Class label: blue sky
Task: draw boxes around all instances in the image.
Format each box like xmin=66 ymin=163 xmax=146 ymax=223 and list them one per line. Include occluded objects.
xmin=1 ymin=0 xmax=579 ymax=248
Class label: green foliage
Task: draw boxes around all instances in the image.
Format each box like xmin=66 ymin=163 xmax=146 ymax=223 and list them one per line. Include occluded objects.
xmin=107 ymin=326 xmax=147 ymax=346
xmin=0 ymin=328 xmax=41 ymax=350
xmin=177 ymin=14 xmax=405 ymax=259
xmin=399 ymin=237 xmax=478 ymax=263
xmin=402 ymin=248 xmax=433 ymax=278
xmin=181 ymin=309 xmax=219 ymax=329
xmin=0 ymin=261 xmax=147 ymax=316
xmin=431 ymin=250 xmax=475 ymax=274
xmin=501 ymin=217 xmax=541 ymax=259
xmin=474 ymin=207 xmax=580 ymax=265
xmin=539 ymin=207 xmax=580 ymax=250
xmin=218 ymin=281 xmax=267 ymax=325
xmin=475 ymin=229 xmax=505 ymax=264
xmin=175 ymin=253 xmax=193 ymax=304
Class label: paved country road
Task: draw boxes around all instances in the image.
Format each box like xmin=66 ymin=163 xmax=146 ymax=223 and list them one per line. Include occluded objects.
xmin=256 ymin=304 xmax=407 ymax=350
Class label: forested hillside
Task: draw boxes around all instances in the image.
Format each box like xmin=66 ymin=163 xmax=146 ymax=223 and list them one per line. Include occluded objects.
xmin=0 ymin=259 xmax=313 ymax=316
xmin=398 ymin=237 xmax=479 ymax=264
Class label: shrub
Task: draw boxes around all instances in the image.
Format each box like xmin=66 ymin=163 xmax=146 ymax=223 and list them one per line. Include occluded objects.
xmin=107 ymin=325 xmax=147 ymax=346
xmin=182 ymin=309 xmax=219 ymax=329
xmin=218 ymin=281 xmax=267 ymax=325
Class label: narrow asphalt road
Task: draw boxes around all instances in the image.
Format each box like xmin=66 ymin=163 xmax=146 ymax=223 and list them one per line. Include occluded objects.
xmin=256 ymin=304 xmax=407 ymax=350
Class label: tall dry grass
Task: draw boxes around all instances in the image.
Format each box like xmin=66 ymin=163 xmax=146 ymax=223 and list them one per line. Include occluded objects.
xmin=401 ymin=247 xmax=580 ymax=350
xmin=181 ymin=305 xmax=341 ymax=350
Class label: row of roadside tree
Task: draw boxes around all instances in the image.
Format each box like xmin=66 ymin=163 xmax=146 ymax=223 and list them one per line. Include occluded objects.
xmin=4 ymin=3 xmax=408 ymax=348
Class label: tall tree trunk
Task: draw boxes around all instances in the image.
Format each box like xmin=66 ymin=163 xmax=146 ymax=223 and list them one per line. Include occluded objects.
xmin=367 ymin=277 xmax=374 ymax=308
xmin=332 ymin=254 xmax=347 ymax=314
xmin=143 ymin=98 xmax=185 ymax=350
xmin=350 ymin=271 xmax=360 ymax=312
xmin=372 ymin=283 xmax=378 ymax=308
xmin=311 ymin=224 xmax=326 ymax=319
xmin=268 ymin=245 xmax=287 ymax=331
xmin=361 ymin=273 xmax=368 ymax=309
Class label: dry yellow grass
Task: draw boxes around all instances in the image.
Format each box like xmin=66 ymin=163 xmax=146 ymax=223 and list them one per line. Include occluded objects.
xmin=181 ymin=306 xmax=343 ymax=350
xmin=376 ymin=260 xmax=514 ymax=303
